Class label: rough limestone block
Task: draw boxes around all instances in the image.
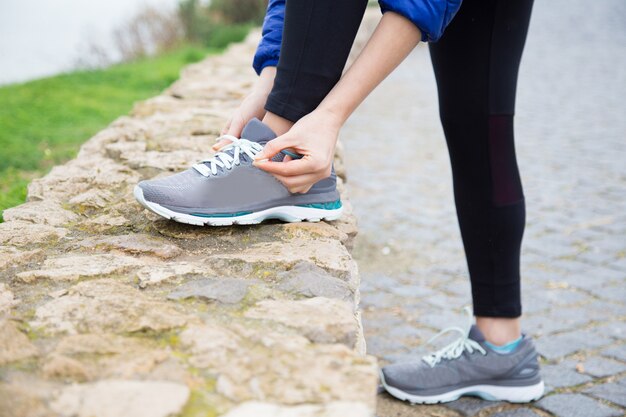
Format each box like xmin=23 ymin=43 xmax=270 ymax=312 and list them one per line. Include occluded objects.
xmin=74 ymin=234 xmax=182 ymax=259
xmin=222 ymin=401 xmax=372 ymax=417
xmin=276 ymin=262 xmax=353 ymax=301
xmin=0 ymin=283 xmax=19 ymax=315
xmin=180 ymin=323 xmax=378 ymax=405
xmin=136 ymin=261 xmax=212 ymax=288
xmin=3 ymin=200 xmax=79 ymax=226
xmin=0 ymin=221 xmax=67 ymax=246
xmin=0 ymin=246 xmax=42 ymax=269
xmin=168 ymin=277 xmax=256 ymax=304
xmin=31 ymin=279 xmax=190 ymax=334
xmin=16 ymin=254 xmax=149 ymax=283
xmin=0 ymin=19 xmax=379 ymax=417
xmin=209 ymin=238 xmax=358 ymax=287
xmin=50 ymin=380 xmax=190 ymax=417
xmin=245 ymin=297 xmax=359 ymax=346
xmin=0 ymin=319 xmax=38 ymax=365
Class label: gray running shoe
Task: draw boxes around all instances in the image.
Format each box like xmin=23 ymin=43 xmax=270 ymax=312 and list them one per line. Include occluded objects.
xmin=380 ymin=312 xmax=544 ymax=404
xmin=134 ymin=118 xmax=342 ymax=226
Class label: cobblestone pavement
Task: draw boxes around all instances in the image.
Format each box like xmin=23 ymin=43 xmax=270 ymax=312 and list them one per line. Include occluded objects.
xmin=342 ymin=1 xmax=626 ymax=416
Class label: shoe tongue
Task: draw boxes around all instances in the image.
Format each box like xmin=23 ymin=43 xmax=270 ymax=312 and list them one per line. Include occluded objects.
xmin=241 ymin=118 xmax=277 ymax=144
xmin=468 ymin=325 xmax=486 ymax=342
xmin=240 ymin=118 xmax=286 ymax=162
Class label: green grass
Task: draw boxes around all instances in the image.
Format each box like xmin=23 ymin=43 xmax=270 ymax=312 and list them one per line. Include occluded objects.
xmin=0 ymin=44 xmax=220 ymax=221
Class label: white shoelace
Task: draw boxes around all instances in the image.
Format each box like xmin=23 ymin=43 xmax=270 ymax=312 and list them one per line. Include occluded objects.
xmin=422 ymin=307 xmax=486 ymax=368
xmin=193 ymin=135 xmax=263 ymax=177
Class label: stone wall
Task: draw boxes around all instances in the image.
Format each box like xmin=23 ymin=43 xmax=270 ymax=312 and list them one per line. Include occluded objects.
xmin=0 ymin=17 xmax=380 ymax=417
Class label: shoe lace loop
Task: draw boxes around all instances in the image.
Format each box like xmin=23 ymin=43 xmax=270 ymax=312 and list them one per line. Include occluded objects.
xmin=193 ymin=135 xmax=263 ymax=177
xmin=422 ymin=307 xmax=486 ymax=368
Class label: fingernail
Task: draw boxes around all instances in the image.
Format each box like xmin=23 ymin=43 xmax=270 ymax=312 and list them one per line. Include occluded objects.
xmin=254 ymin=158 xmax=269 ymax=164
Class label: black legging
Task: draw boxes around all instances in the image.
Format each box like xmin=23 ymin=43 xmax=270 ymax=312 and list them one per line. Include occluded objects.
xmin=265 ymin=0 xmax=534 ymax=318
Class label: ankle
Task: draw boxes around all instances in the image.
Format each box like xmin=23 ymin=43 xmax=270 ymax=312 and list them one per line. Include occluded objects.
xmin=262 ymin=112 xmax=294 ymax=136
xmin=475 ymin=316 xmax=521 ymax=346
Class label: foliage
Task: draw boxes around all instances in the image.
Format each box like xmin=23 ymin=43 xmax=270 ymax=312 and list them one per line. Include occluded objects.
xmin=178 ymin=0 xmax=266 ymax=48
xmin=209 ymin=0 xmax=267 ymax=24
xmin=112 ymin=6 xmax=183 ymax=61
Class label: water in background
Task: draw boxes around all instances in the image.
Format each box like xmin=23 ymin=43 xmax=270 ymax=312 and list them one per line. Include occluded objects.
xmin=0 ymin=0 xmax=179 ymax=85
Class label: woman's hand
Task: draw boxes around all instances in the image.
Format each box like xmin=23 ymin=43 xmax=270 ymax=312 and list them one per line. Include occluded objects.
xmin=253 ymin=108 xmax=343 ymax=193
xmin=214 ymin=66 xmax=276 ymax=150
xmin=215 ymin=91 xmax=268 ymax=148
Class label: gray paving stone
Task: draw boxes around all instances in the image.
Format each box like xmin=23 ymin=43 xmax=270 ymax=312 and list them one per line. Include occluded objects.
xmin=535 ymin=329 xmax=613 ymax=360
xmin=444 ymin=397 xmax=501 ymax=416
xmin=491 ymin=408 xmax=542 ymax=417
xmin=523 ymin=309 xmax=591 ymax=336
xmin=540 ymin=363 xmax=593 ymax=391
xmin=522 ymin=288 xmax=589 ymax=314
xmin=414 ymin=309 xmax=466 ymax=331
xmin=594 ymin=321 xmax=626 ymax=341
xmin=561 ymin=269 xmax=623 ymax=291
xmin=366 ymin=274 xmax=398 ymax=291
xmin=537 ymin=393 xmax=622 ymax=417
xmin=366 ymin=335 xmax=408 ymax=357
xmin=549 ymin=258 xmax=596 ymax=274
xmin=589 ymin=285 xmax=626 ymax=303
xmin=525 ymin=239 xmax=578 ymax=259
xmin=601 ymin=345 xmax=626 ymax=362
xmin=387 ymin=324 xmax=427 ymax=340
xmin=585 ymin=382 xmax=626 ymax=408
xmin=380 ymin=352 xmax=420 ymax=365
xmin=421 ymin=292 xmax=471 ymax=310
xmin=582 ymin=238 xmax=626 ymax=255
xmin=576 ymin=251 xmax=619 ymax=267
xmin=576 ymin=356 xmax=626 ymax=378
xmin=583 ymin=301 xmax=626 ymax=322
xmin=362 ymin=314 xmax=404 ymax=331
xmin=361 ymin=292 xmax=394 ymax=309
xmin=389 ymin=284 xmax=436 ymax=298
xmin=607 ymin=257 xmax=626 ymax=272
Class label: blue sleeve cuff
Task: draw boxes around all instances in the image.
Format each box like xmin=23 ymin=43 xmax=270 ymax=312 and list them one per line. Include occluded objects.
xmin=252 ymin=0 xmax=285 ymax=75
xmin=379 ymin=0 xmax=463 ymax=43
xmin=379 ymin=3 xmax=429 ymax=42
xmin=253 ymin=58 xmax=279 ymax=75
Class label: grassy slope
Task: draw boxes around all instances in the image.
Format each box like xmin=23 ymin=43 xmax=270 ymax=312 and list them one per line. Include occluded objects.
xmin=0 ymin=45 xmax=218 ymax=221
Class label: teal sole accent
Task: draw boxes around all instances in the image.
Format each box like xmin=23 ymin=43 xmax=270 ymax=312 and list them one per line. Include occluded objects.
xmin=191 ymin=211 xmax=252 ymax=218
xmin=280 ymin=149 xmax=303 ymax=159
xmin=297 ymin=199 xmax=342 ymax=210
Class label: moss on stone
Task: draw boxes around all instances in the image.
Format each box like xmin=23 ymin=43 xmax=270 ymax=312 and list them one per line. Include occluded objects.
xmin=180 ymin=390 xmax=219 ymax=417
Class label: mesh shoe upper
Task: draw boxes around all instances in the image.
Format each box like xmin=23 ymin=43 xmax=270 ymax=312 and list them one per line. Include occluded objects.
xmin=381 ymin=325 xmax=542 ymax=395
xmin=137 ymin=119 xmax=339 ymax=215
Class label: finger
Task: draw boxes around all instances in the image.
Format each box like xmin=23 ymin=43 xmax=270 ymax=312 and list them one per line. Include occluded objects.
xmin=274 ymin=173 xmax=320 ymax=193
xmin=221 ymin=118 xmax=232 ymax=136
xmin=283 ymin=154 xmax=293 ymax=163
xmin=254 ymin=135 xmax=297 ymax=160
xmin=255 ymin=157 xmax=318 ymax=177
xmin=293 ymin=184 xmax=313 ymax=194
xmin=227 ymin=115 xmax=245 ymax=138
xmin=212 ymin=139 xmax=230 ymax=151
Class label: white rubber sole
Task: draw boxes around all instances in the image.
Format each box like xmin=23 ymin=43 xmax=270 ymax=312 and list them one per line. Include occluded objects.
xmin=134 ymin=185 xmax=343 ymax=226
xmin=380 ymin=371 xmax=544 ymax=404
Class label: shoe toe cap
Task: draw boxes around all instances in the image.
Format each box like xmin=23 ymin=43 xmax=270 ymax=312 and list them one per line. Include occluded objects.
xmin=381 ymin=361 xmax=424 ymax=391
xmin=137 ymin=180 xmax=173 ymax=205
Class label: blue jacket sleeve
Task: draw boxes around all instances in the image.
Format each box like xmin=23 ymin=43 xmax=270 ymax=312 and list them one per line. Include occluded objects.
xmin=252 ymin=0 xmax=285 ymax=75
xmin=379 ymin=0 xmax=463 ymax=42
